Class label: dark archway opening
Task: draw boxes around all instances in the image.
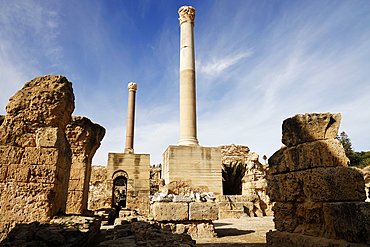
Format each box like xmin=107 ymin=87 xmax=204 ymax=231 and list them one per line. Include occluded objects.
xmin=113 ymin=176 xmax=127 ymax=209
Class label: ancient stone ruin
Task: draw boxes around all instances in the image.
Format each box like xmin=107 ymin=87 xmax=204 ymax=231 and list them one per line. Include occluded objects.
xmin=66 ymin=116 xmax=105 ymax=214
xmin=267 ymin=112 xmax=370 ymax=246
xmin=0 ymin=75 xmax=105 ymax=242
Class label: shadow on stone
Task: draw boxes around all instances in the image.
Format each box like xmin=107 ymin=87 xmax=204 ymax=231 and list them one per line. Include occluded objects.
xmin=216 ymin=228 xmax=255 ymax=238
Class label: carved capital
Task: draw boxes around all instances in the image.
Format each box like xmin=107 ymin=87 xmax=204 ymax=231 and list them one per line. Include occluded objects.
xmin=178 ymin=6 xmax=195 ymax=26
xmin=128 ymin=82 xmax=137 ymax=91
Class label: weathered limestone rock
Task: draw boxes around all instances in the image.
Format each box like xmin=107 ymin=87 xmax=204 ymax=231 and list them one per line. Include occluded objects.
xmin=65 ymin=116 xmax=105 ymax=214
xmin=151 ymin=202 xmax=188 ymax=221
xmin=269 ymin=139 xmax=349 ymax=174
xmin=102 ymin=221 xmax=196 ymax=246
xmin=0 ymin=215 xmax=101 ymax=247
xmin=0 ymin=75 xmax=74 ymax=147
xmin=0 ymin=115 xmax=4 ymax=126
xmin=220 ymin=144 xmax=250 ymax=165
xmin=160 ymin=180 xmax=208 ymax=196
xmin=267 ymin=112 xmax=370 ymax=246
xmin=87 ymin=166 xmax=111 ymax=210
xmin=272 ymin=202 xmax=370 ymax=244
xmin=189 ymin=202 xmax=218 ymax=221
xmin=150 ymin=167 xmax=161 ymax=194
xmin=220 ymin=144 xmax=273 ymax=217
xmin=282 ymin=112 xmax=341 ymax=147
xmin=0 ymin=75 xmax=74 ymax=241
xmin=268 ymin=166 xmax=366 ymax=202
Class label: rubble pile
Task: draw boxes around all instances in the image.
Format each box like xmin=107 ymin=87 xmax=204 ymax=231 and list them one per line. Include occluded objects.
xmin=0 ymin=215 xmax=101 ymax=247
xmin=100 ymin=220 xmax=196 ymax=247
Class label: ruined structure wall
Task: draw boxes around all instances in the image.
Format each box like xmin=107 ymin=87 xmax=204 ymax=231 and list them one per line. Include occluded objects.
xmin=65 ymin=116 xmax=105 ymax=214
xmin=220 ymin=144 xmax=273 ymax=216
xmin=88 ymin=165 xmax=111 ymax=211
xmin=0 ymin=75 xmax=74 ymax=241
xmin=267 ymin=113 xmax=370 ymax=246
xmin=162 ymin=146 xmax=222 ymax=195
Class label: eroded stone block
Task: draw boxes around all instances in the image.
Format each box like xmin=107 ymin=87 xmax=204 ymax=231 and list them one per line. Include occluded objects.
xmin=152 ymin=202 xmax=188 ymax=221
xmin=272 ymin=201 xmax=370 ymax=244
xmin=282 ymin=113 xmax=341 ymax=147
xmin=268 ymin=167 xmax=365 ymax=202
xmin=21 ymin=147 xmax=59 ymax=166
xmin=0 ymin=146 xmax=23 ymax=164
xmin=189 ymin=202 xmax=218 ymax=221
xmin=269 ymin=139 xmax=349 ymax=174
xmin=36 ymin=127 xmax=65 ymax=148
xmin=6 ymin=164 xmax=30 ymax=182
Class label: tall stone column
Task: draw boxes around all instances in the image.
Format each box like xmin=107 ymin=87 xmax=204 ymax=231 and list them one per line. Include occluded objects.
xmin=178 ymin=6 xmax=199 ymax=146
xmin=125 ymin=82 xmax=137 ymax=154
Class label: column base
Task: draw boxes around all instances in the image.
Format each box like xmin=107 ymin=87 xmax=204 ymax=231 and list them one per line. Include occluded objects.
xmin=178 ymin=138 xmax=199 ymax=146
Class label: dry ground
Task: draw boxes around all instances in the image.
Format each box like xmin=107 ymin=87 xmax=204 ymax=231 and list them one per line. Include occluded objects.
xmin=196 ymin=216 xmax=274 ymax=246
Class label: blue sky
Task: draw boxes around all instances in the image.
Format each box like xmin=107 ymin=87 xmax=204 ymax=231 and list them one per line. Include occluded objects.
xmin=1 ymin=0 xmax=369 ymax=165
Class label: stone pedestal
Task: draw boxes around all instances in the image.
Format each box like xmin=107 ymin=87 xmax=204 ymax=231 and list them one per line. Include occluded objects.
xmin=107 ymin=153 xmax=150 ymax=196
xmin=162 ymin=145 xmax=222 ymax=195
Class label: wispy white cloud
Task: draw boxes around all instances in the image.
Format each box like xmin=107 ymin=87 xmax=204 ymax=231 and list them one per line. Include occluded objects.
xmin=196 ymin=51 xmax=253 ymax=75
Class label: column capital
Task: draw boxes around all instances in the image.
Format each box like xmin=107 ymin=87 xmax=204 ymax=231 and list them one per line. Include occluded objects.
xmin=178 ymin=6 xmax=195 ymax=26
xmin=128 ymin=82 xmax=137 ymax=91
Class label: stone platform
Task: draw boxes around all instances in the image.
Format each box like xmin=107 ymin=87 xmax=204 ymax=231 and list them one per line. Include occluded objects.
xmin=162 ymin=145 xmax=222 ymax=195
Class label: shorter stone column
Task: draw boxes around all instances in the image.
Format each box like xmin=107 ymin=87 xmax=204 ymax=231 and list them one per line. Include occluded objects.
xmin=125 ymin=82 xmax=137 ymax=154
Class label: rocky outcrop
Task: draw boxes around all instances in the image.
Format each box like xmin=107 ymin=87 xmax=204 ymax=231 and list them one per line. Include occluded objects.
xmin=267 ymin=112 xmax=370 ymax=246
xmin=65 ymin=116 xmax=105 ymax=214
xmin=0 ymin=115 xmax=4 ymax=126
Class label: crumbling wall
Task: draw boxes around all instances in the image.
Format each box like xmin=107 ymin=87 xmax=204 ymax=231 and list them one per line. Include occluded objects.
xmin=88 ymin=166 xmax=111 ymax=210
xmin=150 ymin=167 xmax=161 ymax=194
xmin=65 ymin=116 xmax=105 ymax=214
xmin=0 ymin=75 xmax=74 ymax=241
xmin=220 ymin=144 xmax=273 ymax=217
xmin=267 ymin=112 xmax=370 ymax=246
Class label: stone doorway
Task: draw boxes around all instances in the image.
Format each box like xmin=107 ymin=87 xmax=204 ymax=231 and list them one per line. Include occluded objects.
xmin=112 ymin=170 xmax=128 ymax=209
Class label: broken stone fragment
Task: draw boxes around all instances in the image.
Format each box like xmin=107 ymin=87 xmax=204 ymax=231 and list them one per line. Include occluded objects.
xmin=282 ymin=112 xmax=341 ymax=147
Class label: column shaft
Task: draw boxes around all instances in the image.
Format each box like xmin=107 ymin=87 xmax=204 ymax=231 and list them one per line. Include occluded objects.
xmin=125 ymin=83 xmax=137 ymax=153
xmin=178 ymin=6 xmax=199 ymax=146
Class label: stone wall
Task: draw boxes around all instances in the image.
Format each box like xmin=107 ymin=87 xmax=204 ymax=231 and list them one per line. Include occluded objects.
xmin=65 ymin=116 xmax=105 ymax=214
xmin=0 ymin=75 xmax=74 ymax=241
xmin=221 ymin=144 xmax=273 ymax=216
xmin=267 ymin=112 xmax=370 ymax=246
xmin=88 ymin=166 xmax=111 ymax=211
xmin=162 ymin=145 xmax=223 ymax=195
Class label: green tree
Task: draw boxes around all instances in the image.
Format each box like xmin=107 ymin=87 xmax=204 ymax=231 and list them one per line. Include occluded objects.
xmin=263 ymin=155 xmax=267 ymax=165
xmin=222 ymin=162 xmax=246 ymax=195
xmin=337 ymin=131 xmax=356 ymax=165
